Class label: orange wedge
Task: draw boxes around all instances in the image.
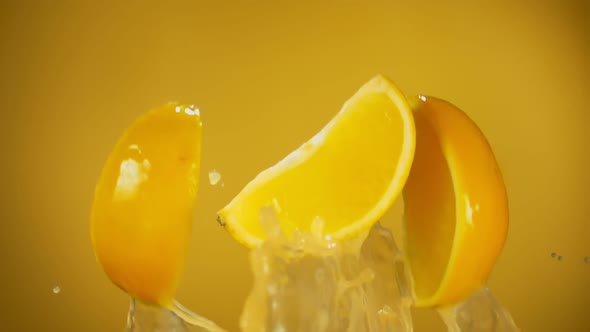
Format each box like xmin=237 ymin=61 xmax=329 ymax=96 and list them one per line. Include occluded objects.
xmin=403 ymin=96 xmax=508 ymax=307
xmin=90 ymin=103 xmax=202 ymax=306
xmin=218 ymin=75 xmax=415 ymax=248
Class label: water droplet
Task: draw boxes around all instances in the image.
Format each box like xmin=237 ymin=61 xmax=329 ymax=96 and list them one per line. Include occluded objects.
xmin=183 ymin=106 xmax=200 ymax=116
xmin=53 ymin=286 xmax=61 ymax=294
xmin=128 ymin=144 xmax=141 ymax=153
xmin=142 ymin=159 xmax=151 ymax=171
xmin=208 ymin=169 xmax=221 ymax=185
xmin=378 ymin=305 xmax=394 ymax=316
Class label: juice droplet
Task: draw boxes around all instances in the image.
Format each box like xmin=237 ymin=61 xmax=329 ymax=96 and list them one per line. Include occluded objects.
xmin=378 ymin=305 xmax=394 ymax=316
xmin=208 ymin=169 xmax=221 ymax=186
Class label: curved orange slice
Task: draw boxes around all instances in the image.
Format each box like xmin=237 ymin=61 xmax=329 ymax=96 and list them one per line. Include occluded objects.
xmin=403 ymin=96 xmax=508 ymax=307
xmin=219 ymin=75 xmax=415 ymax=248
xmin=90 ymin=103 xmax=202 ymax=306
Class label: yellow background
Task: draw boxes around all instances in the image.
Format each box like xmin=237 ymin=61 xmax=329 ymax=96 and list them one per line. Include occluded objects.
xmin=2 ymin=1 xmax=588 ymax=331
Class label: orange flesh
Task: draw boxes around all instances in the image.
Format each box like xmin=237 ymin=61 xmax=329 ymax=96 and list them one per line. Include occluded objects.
xmin=218 ymin=75 xmax=417 ymax=249
xmin=244 ymin=93 xmax=405 ymax=237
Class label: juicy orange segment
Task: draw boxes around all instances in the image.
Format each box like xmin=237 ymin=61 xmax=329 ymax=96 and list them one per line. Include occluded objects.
xmin=219 ymin=75 xmax=415 ymax=248
xmin=90 ymin=103 xmax=202 ymax=306
xmin=403 ymin=96 xmax=508 ymax=307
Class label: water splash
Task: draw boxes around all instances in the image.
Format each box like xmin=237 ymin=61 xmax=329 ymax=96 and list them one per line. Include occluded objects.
xmin=240 ymin=210 xmax=413 ymax=332
xmin=438 ymin=287 xmax=520 ymax=332
xmin=126 ymin=299 xmax=226 ymax=332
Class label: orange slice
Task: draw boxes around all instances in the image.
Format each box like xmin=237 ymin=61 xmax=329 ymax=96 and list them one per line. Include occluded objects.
xmin=218 ymin=75 xmax=415 ymax=248
xmin=403 ymin=96 xmax=508 ymax=307
xmin=90 ymin=103 xmax=202 ymax=306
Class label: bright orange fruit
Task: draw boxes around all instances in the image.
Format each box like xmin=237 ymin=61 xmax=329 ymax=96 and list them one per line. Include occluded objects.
xmin=90 ymin=103 xmax=202 ymax=306
xmin=219 ymin=75 xmax=416 ymax=248
xmin=403 ymin=96 xmax=508 ymax=307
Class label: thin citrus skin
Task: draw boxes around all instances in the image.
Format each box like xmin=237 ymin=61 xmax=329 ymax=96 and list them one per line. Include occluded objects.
xmin=219 ymin=75 xmax=415 ymax=248
xmin=403 ymin=96 xmax=508 ymax=308
xmin=90 ymin=103 xmax=202 ymax=306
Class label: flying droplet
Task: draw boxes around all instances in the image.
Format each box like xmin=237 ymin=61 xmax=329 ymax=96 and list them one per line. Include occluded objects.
xmin=208 ymin=169 xmax=221 ymax=186
xmin=551 ymin=252 xmax=557 ymax=258
xmin=53 ymin=286 xmax=61 ymax=294
xmin=557 ymin=255 xmax=563 ymax=261
xmin=378 ymin=305 xmax=394 ymax=316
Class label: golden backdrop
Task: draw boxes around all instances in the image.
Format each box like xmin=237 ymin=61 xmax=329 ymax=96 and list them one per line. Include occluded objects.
xmin=2 ymin=1 xmax=588 ymax=331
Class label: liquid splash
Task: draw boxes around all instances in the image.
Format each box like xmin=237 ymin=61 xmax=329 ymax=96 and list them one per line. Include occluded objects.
xmin=240 ymin=207 xmax=413 ymax=332
xmin=438 ymin=287 xmax=520 ymax=332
